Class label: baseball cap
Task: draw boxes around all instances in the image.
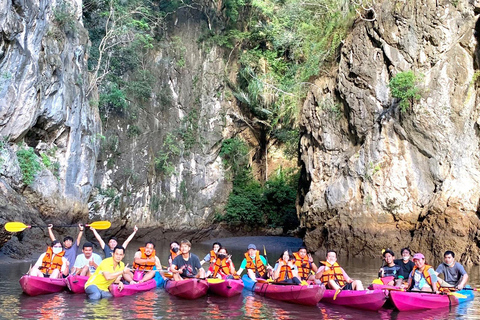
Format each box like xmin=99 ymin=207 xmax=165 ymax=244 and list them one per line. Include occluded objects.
xmin=413 ymin=253 xmax=425 ymax=260
xmin=247 ymin=244 xmax=256 ymax=250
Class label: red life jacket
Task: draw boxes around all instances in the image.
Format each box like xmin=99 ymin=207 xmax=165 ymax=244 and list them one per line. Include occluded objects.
xmin=245 ymin=251 xmax=266 ymax=277
xmin=39 ymin=247 xmax=65 ymax=275
xmin=133 ymin=247 xmax=156 ymax=271
xmin=320 ymin=261 xmax=346 ymax=287
xmin=293 ymin=252 xmax=312 ymax=280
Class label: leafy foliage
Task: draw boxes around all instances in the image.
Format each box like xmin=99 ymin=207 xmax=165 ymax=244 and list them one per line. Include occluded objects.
xmin=388 ymin=71 xmax=423 ymax=112
xmin=16 ymin=147 xmax=42 ymax=185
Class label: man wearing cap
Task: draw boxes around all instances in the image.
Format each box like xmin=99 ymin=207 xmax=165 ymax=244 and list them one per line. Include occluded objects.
xmin=435 ymin=251 xmax=469 ymax=290
xmin=236 ymin=244 xmax=272 ymax=281
xmin=90 ymin=225 xmax=138 ymax=258
xmin=404 ymin=253 xmax=440 ymax=293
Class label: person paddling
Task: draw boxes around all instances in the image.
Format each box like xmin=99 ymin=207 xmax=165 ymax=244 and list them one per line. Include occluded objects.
xmin=90 ymin=225 xmax=138 ymax=258
xmin=48 ymin=223 xmax=84 ymax=274
xmin=316 ymin=250 xmax=364 ymax=290
xmin=29 ymin=240 xmax=69 ymax=279
xmin=378 ymin=249 xmax=401 ymax=286
xmin=435 ymin=251 xmax=468 ymax=290
xmin=72 ymin=242 xmax=103 ymax=276
xmin=404 ymin=253 xmax=440 ymax=293
xmin=293 ymin=246 xmax=318 ymax=281
xmin=132 ymin=241 xmax=165 ymax=282
xmin=171 ymin=239 xmax=205 ymax=280
xmin=85 ymin=246 xmax=133 ymax=299
xmin=236 ymin=244 xmax=273 ymax=282
xmin=273 ymin=250 xmax=302 ymax=285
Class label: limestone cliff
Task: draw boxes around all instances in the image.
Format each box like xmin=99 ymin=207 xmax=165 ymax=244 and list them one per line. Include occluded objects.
xmin=299 ymin=0 xmax=480 ymax=264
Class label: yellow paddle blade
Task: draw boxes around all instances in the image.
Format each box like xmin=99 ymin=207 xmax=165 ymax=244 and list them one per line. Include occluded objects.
xmin=333 ymin=289 xmax=341 ymax=300
xmin=87 ymin=221 xmax=111 ymax=230
xmin=164 ymin=273 xmax=173 ymax=279
xmin=372 ymin=278 xmax=384 ymax=285
xmin=207 ymin=278 xmax=225 ymax=284
xmin=449 ymin=292 xmax=467 ymax=298
xmin=5 ymin=222 xmax=30 ymax=232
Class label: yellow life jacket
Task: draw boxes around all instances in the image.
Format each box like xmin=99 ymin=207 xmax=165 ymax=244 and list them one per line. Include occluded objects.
xmin=39 ymin=247 xmax=65 ymax=275
xmin=132 ymin=247 xmax=156 ymax=271
xmin=245 ymin=251 xmax=266 ymax=277
xmin=320 ymin=261 xmax=346 ymax=287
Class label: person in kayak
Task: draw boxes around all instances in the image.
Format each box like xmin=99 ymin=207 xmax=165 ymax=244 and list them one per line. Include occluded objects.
xmin=171 ymin=239 xmax=205 ymax=280
xmin=293 ymin=246 xmax=318 ymax=281
xmin=211 ymin=247 xmax=239 ymax=279
xmin=72 ymin=242 xmax=103 ymax=276
xmin=236 ymin=244 xmax=273 ymax=281
xmin=48 ymin=223 xmax=84 ymax=274
xmin=404 ymin=253 xmax=440 ymax=293
xmin=435 ymin=251 xmax=468 ymax=290
xmin=202 ymin=242 xmax=221 ymax=277
xmin=168 ymin=241 xmax=180 ymax=272
xmin=132 ymin=241 xmax=164 ymax=282
xmin=378 ymin=249 xmax=402 ymax=286
xmin=29 ymin=240 xmax=69 ymax=278
xmin=90 ymin=225 xmax=138 ymax=258
xmin=316 ymin=250 xmax=364 ymax=290
xmin=393 ymin=247 xmax=415 ymax=283
xmin=85 ymin=246 xmax=133 ymax=299
xmin=273 ymin=250 xmax=302 ymax=284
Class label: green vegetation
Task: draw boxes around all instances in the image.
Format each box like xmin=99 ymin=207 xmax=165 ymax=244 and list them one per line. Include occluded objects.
xmin=388 ymin=71 xmax=423 ymax=112
xmin=218 ymin=137 xmax=299 ymax=231
xmin=154 ymin=133 xmax=180 ymax=176
xmin=16 ymin=147 xmax=42 ymax=186
xmin=53 ymin=0 xmax=77 ymax=33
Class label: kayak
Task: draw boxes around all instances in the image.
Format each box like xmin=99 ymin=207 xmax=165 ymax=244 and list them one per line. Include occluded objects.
xmin=19 ymin=275 xmax=67 ymax=296
xmin=66 ymin=275 xmax=89 ymax=293
xmin=108 ymin=279 xmax=157 ymax=297
xmin=390 ymin=289 xmax=475 ymax=311
xmin=254 ymin=281 xmax=325 ymax=306
xmin=164 ymin=278 xmax=209 ymax=299
xmin=241 ymin=275 xmax=257 ymax=291
xmin=208 ymin=279 xmax=244 ymax=297
xmin=321 ymin=289 xmax=388 ymax=311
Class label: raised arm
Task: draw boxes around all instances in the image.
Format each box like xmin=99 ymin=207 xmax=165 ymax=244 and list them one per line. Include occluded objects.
xmin=90 ymin=227 xmax=105 ymax=250
xmin=48 ymin=224 xmax=56 ymax=241
xmin=121 ymin=225 xmax=138 ymax=249
xmin=76 ymin=224 xmax=84 ymax=246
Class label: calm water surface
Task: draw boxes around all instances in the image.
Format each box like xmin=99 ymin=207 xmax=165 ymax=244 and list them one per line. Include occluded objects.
xmin=0 ymin=236 xmax=479 ymax=319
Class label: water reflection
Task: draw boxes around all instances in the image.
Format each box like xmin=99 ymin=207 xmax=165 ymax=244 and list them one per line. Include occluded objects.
xmin=2 ymin=237 xmax=480 ymax=319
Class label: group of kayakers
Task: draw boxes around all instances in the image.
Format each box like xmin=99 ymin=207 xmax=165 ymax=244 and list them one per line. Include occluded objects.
xmin=27 ymin=224 xmax=470 ymax=300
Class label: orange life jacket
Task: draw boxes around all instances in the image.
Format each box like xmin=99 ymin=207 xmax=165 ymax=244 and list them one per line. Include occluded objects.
xmin=245 ymin=251 xmax=266 ymax=277
xmin=411 ymin=265 xmax=440 ymax=290
xmin=275 ymin=259 xmax=294 ymax=281
xmin=39 ymin=247 xmax=65 ymax=275
xmin=133 ymin=247 xmax=156 ymax=271
xmin=320 ymin=261 xmax=346 ymax=287
xmin=213 ymin=257 xmax=240 ymax=279
xmin=293 ymin=252 xmax=312 ymax=280
xmin=170 ymin=249 xmax=179 ymax=261
xmin=209 ymin=250 xmax=217 ymax=263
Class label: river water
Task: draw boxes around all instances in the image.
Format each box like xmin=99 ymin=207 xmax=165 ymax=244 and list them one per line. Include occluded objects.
xmin=0 ymin=236 xmax=479 ymax=319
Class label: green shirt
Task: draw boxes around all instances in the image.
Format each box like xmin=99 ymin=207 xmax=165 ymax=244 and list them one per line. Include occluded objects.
xmin=85 ymin=257 xmax=124 ymax=291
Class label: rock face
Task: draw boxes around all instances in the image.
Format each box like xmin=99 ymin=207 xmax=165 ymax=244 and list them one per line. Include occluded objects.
xmin=299 ymin=0 xmax=480 ymax=264
xmin=0 ymin=0 xmax=100 ymax=250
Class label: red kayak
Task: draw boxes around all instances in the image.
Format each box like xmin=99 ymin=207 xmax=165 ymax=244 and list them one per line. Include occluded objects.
xmin=321 ymin=289 xmax=388 ymax=311
xmin=208 ymin=279 xmax=244 ymax=297
xmin=254 ymin=282 xmax=325 ymax=306
xmin=164 ymin=279 xmax=209 ymax=299
xmin=66 ymin=275 xmax=89 ymax=293
xmin=390 ymin=290 xmax=474 ymax=311
xmin=108 ymin=279 xmax=157 ymax=297
xmin=19 ymin=275 xmax=67 ymax=296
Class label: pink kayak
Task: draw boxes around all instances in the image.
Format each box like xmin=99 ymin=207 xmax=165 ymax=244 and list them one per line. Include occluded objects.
xmin=368 ymin=283 xmax=399 ymax=291
xmin=66 ymin=275 xmax=89 ymax=293
xmin=390 ymin=290 xmax=474 ymax=311
xmin=254 ymin=282 xmax=325 ymax=306
xmin=19 ymin=275 xmax=67 ymax=296
xmin=164 ymin=279 xmax=209 ymax=299
xmin=321 ymin=289 xmax=388 ymax=311
xmin=108 ymin=279 xmax=157 ymax=297
xmin=208 ymin=279 xmax=244 ymax=297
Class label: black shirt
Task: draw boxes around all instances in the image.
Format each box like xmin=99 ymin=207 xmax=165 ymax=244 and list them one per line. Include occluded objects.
xmin=172 ymin=253 xmax=202 ymax=277
xmin=394 ymin=259 xmax=415 ymax=279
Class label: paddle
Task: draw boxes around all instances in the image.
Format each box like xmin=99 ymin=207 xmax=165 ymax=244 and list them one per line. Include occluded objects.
xmin=390 ymin=288 xmax=467 ymax=299
xmin=263 ymin=245 xmax=269 ymax=266
xmin=5 ymin=221 xmax=111 ymax=232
